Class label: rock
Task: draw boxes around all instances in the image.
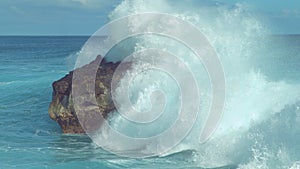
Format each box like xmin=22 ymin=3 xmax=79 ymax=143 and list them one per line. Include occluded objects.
xmin=48 ymin=56 xmax=130 ymax=134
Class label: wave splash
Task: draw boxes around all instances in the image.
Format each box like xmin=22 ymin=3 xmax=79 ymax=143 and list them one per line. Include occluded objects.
xmin=77 ymin=0 xmax=300 ymax=168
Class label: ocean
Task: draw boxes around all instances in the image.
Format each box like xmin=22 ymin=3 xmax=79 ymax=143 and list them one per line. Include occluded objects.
xmin=1 ymin=1 xmax=300 ymax=169
xmin=0 ymin=34 xmax=299 ymax=169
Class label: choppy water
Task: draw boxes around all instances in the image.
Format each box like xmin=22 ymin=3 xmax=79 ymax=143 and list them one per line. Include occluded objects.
xmin=0 ymin=35 xmax=300 ymax=169
xmin=0 ymin=36 xmax=210 ymax=169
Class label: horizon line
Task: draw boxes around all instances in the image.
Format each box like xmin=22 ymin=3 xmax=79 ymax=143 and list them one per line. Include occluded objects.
xmin=0 ymin=33 xmax=300 ymax=36
xmin=0 ymin=34 xmax=93 ymax=37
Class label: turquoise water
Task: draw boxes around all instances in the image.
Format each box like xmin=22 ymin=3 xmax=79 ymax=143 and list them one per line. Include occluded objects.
xmin=1 ymin=35 xmax=300 ymax=169
xmin=0 ymin=36 xmax=201 ymax=169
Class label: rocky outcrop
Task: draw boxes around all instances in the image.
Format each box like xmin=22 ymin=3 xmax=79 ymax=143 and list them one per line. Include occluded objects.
xmin=48 ymin=56 xmax=130 ymax=134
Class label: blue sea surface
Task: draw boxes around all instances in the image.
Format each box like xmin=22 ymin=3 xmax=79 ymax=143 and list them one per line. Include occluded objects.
xmin=0 ymin=36 xmax=199 ymax=169
xmin=0 ymin=36 xmax=300 ymax=169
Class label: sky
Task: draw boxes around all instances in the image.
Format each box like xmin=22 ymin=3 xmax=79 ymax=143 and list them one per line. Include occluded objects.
xmin=227 ymin=0 xmax=300 ymax=34
xmin=0 ymin=0 xmax=121 ymax=35
xmin=0 ymin=0 xmax=299 ymax=35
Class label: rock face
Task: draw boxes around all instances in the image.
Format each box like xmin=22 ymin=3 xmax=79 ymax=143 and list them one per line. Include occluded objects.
xmin=48 ymin=56 xmax=130 ymax=134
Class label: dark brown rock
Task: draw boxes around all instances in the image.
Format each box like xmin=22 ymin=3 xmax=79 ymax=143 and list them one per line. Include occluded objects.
xmin=48 ymin=56 xmax=130 ymax=134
